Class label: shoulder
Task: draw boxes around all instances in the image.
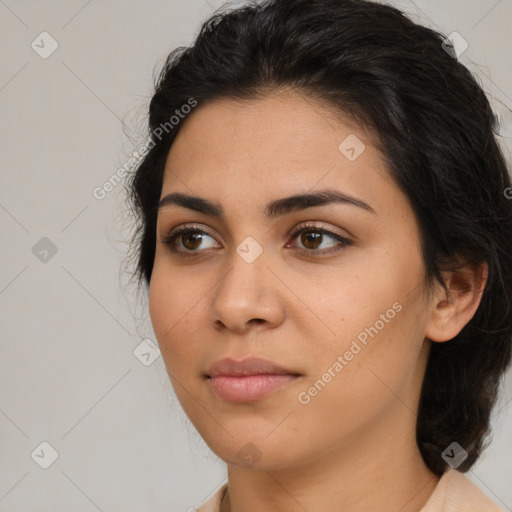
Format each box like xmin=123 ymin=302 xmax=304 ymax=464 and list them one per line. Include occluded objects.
xmin=420 ymin=468 xmax=504 ymax=512
xmin=196 ymin=483 xmax=228 ymax=512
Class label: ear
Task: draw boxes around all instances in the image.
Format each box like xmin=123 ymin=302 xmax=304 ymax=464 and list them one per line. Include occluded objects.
xmin=425 ymin=261 xmax=488 ymax=343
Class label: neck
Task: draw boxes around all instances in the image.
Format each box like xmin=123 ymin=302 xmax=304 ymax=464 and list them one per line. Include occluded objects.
xmin=220 ymin=411 xmax=440 ymax=512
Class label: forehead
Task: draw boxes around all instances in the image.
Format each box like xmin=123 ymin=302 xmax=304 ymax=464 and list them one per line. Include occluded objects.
xmin=161 ymin=92 xmax=409 ymax=222
xmin=165 ymin=91 xmax=371 ymax=169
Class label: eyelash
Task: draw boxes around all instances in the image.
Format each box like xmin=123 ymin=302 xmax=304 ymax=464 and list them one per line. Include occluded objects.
xmin=161 ymin=222 xmax=353 ymax=258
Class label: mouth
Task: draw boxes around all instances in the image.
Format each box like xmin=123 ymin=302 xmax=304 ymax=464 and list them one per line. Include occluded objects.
xmin=205 ymin=357 xmax=302 ymax=402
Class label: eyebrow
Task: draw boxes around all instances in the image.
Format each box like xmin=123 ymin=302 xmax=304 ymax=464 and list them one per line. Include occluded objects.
xmin=157 ymin=188 xmax=376 ymax=218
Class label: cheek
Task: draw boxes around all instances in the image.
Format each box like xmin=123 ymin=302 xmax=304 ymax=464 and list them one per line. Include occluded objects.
xmin=148 ymin=267 xmax=172 ymax=341
xmin=323 ymin=276 xmax=401 ymax=342
xmin=305 ymin=264 xmax=425 ymax=390
xmin=295 ymin=312 xmax=422 ymax=437
xmin=148 ymin=266 xmax=201 ymax=363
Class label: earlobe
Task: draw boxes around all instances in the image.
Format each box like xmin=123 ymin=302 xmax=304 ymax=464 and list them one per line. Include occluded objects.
xmin=425 ymin=261 xmax=488 ymax=343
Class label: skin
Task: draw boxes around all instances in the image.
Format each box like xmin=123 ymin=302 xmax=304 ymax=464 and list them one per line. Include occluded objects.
xmin=148 ymin=90 xmax=487 ymax=512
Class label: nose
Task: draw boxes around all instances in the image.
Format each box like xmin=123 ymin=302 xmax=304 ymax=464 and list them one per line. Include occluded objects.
xmin=209 ymin=248 xmax=286 ymax=334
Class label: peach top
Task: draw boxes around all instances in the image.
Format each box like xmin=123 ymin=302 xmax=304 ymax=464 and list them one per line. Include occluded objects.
xmin=196 ymin=468 xmax=504 ymax=512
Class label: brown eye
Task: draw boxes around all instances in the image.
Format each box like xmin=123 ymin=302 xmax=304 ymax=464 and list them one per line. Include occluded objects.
xmin=162 ymin=222 xmax=353 ymax=259
xmin=299 ymin=230 xmax=323 ymax=250
xmin=162 ymin=225 xmax=219 ymax=256
xmin=181 ymin=232 xmax=204 ymax=251
xmin=288 ymin=223 xmax=353 ymax=257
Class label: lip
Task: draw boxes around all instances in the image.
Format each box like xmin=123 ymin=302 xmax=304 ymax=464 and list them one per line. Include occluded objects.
xmin=205 ymin=357 xmax=299 ymax=377
xmin=205 ymin=357 xmax=301 ymax=402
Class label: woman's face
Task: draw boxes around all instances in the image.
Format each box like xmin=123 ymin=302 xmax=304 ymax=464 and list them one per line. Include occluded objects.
xmin=149 ymin=91 xmax=436 ymax=471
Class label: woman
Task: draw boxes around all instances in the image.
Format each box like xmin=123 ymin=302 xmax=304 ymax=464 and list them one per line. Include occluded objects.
xmin=124 ymin=0 xmax=512 ymax=510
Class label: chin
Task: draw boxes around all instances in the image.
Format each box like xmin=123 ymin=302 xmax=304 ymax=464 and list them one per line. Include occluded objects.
xmin=196 ymin=428 xmax=308 ymax=472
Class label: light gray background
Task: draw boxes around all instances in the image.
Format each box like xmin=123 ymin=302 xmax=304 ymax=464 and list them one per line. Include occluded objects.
xmin=1 ymin=0 xmax=511 ymax=510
